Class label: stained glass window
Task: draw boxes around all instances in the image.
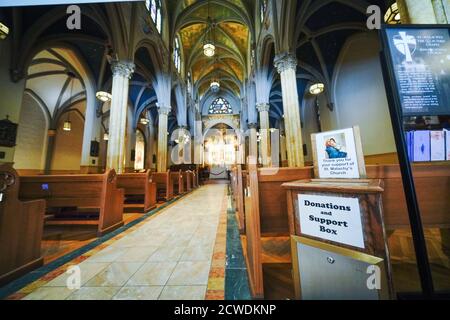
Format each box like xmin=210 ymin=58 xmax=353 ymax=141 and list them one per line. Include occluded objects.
xmin=208 ymin=97 xmax=233 ymax=115
xmin=146 ymin=0 xmax=162 ymax=34
xmin=174 ymin=37 xmax=181 ymax=73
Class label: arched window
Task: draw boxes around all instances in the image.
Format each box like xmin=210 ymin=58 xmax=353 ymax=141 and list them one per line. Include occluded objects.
xmin=174 ymin=37 xmax=181 ymax=73
xmin=208 ymin=97 xmax=233 ymax=115
xmin=146 ymin=0 xmax=162 ymax=33
xmin=260 ymin=0 xmax=268 ymax=23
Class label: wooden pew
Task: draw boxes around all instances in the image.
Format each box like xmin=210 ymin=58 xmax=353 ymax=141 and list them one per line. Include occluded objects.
xmin=242 ymin=166 xmax=314 ymax=298
xmin=152 ymin=170 xmax=174 ymax=202
xmin=19 ymin=170 xmax=124 ymax=236
xmin=117 ymin=170 xmax=157 ymax=213
xmin=171 ymin=170 xmax=184 ymax=195
xmin=231 ymin=165 xmax=246 ymax=234
xmin=366 ymin=163 xmax=450 ymax=229
xmin=182 ymin=171 xmax=192 ymax=192
xmin=0 ymin=165 xmax=46 ymax=286
xmin=192 ymin=169 xmax=199 ymax=189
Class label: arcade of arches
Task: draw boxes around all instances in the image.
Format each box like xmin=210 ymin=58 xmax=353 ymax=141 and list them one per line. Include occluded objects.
xmin=0 ymin=0 xmax=449 ymax=300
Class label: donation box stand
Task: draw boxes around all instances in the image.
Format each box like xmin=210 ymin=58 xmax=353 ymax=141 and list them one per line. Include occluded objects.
xmin=282 ymin=178 xmax=394 ymax=300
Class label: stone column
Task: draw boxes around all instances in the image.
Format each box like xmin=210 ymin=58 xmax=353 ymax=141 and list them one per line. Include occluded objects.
xmin=257 ymin=103 xmax=270 ymax=167
xmin=106 ymin=60 xmax=134 ymax=174
xmin=44 ymin=129 xmax=57 ymax=174
xmin=247 ymin=123 xmax=258 ymax=165
xmin=274 ymin=53 xmax=304 ymax=167
xmin=397 ymin=0 xmax=449 ymax=23
xmin=157 ymin=105 xmax=170 ymax=172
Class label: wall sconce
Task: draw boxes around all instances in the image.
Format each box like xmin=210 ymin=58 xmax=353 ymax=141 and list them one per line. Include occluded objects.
xmin=96 ymin=91 xmax=112 ymax=102
xmin=63 ymin=120 xmax=72 ymax=132
xmin=0 ymin=22 xmax=9 ymax=40
xmin=140 ymin=117 xmax=150 ymax=125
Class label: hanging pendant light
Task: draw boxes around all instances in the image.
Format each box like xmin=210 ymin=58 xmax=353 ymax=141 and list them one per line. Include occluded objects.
xmin=210 ymin=57 xmax=220 ymax=93
xmin=63 ymin=71 xmax=76 ymax=132
xmin=203 ymin=0 xmax=215 ymax=57
xmin=309 ymin=83 xmax=325 ymax=95
xmin=0 ymin=22 xmax=9 ymax=40
xmin=103 ymin=132 xmax=109 ymax=141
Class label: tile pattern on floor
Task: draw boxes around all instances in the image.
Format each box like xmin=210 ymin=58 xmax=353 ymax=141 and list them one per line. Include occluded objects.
xmin=6 ymin=185 xmax=228 ymax=300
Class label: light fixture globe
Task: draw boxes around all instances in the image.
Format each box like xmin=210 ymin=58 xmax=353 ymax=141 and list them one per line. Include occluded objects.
xmin=103 ymin=132 xmax=109 ymax=141
xmin=140 ymin=117 xmax=150 ymax=125
xmin=210 ymin=81 xmax=220 ymax=93
xmin=0 ymin=22 xmax=9 ymax=40
xmin=96 ymin=91 xmax=112 ymax=102
xmin=309 ymin=83 xmax=325 ymax=95
xmin=203 ymin=43 xmax=215 ymax=57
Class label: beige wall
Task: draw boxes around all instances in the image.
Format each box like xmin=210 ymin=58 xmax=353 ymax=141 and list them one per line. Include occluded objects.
xmin=51 ymin=110 xmax=84 ymax=171
xmin=14 ymin=94 xmax=48 ymax=170
xmin=0 ymin=39 xmax=26 ymax=163
xmin=321 ymin=32 xmax=396 ymax=156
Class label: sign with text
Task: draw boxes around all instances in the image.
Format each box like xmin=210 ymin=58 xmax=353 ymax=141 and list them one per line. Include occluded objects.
xmin=0 ymin=0 xmax=143 ymax=7
xmin=384 ymin=27 xmax=450 ymax=116
xmin=297 ymin=194 xmax=365 ymax=249
xmin=312 ymin=127 xmax=365 ymax=179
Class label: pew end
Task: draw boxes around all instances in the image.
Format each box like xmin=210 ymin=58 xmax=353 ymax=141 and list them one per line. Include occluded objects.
xmin=0 ymin=165 xmax=45 ymax=286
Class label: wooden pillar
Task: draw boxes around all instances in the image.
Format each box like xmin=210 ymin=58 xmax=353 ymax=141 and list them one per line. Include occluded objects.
xmin=257 ymin=103 xmax=270 ymax=167
xmin=157 ymin=106 xmax=170 ymax=172
xmin=106 ymin=60 xmax=134 ymax=174
xmin=274 ymin=53 xmax=305 ymax=167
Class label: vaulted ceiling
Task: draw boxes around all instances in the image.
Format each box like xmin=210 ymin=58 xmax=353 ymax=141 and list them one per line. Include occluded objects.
xmin=169 ymin=0 xmax=254 ymax=99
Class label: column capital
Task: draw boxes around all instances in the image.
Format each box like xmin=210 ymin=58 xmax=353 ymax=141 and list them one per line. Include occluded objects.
xmin=274 ymin=53 xmax=297 ymax=74
xmin=157 ymin=105 xmax=171 ymax=116
xmin=248 ymin=123 xmax=258 ymax=130
xmin=111 ymin=60 xmax=135 ymax=79
xmin=256 ymin=103 xmax=270 ymax=113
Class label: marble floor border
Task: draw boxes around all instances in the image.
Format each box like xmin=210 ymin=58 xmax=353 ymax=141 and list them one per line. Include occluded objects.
xmin=224 ymin=191 xmax=252 ymax=300
xmin=1 ymin=191 xmax=195 ymax=300
xmin=205 ymin=187 xmax=228 ymax=300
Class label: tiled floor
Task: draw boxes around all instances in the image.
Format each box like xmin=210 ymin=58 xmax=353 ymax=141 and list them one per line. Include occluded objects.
xmin=20 ymin=185 xmax=227 ymax=300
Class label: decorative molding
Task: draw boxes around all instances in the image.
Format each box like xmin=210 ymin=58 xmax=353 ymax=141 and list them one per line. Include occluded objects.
xmin=274 ymin=53 xmax=297 ymax=74
xmin=157 ymin=105 xmax=171 ymax=116
xmin=256 ymin=103 xmax=270 ymax=113
xmin=111 ymin=60 xmax=135 ymax=79
xmin=247 ymin=122 xmax=258 ymax=130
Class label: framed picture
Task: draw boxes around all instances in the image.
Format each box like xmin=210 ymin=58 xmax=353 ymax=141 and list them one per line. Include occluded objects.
xmin=0 ymin=118 xmax=18 ymax=148
xmin=311 ymin=126 xmax=366 ymax=179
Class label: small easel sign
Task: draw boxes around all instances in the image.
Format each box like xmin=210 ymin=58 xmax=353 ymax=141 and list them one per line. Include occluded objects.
xmin=311 ymin=126 xmax=366 ymax=179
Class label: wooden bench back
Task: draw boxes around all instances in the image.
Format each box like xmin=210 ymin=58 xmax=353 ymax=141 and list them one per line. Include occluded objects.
xmin=20 ymin=172 xmax=112 ymax=208
xmin=171 ymin=170 xmax=183 ymax=194
xmin=366 ymin=164 xmax=450 ymax=229
xmin=117 ymin=170 xmax=151 ymax=195
xmin=19 ymin=170 xmax=124 ymax=235
xmin=117 ymin=170 xmax=156 ymax=212
xmin=256 ymin=167 xmax=314 ymax=235
xmin=152 ymin=170 xmax=173 ymax=201
xmin=0 ymin=165 xmax=45 ymax=285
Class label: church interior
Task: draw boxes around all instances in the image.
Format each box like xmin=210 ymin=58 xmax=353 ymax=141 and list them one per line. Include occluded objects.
xmin=0 ymin=0 xmax=449 ymax=301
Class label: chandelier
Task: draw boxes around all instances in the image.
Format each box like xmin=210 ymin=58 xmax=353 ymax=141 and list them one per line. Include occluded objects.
xmin=210 ymin=57 xmax=220 ymax=93
xmin=203 ymin=0 xmax=215 ymax=57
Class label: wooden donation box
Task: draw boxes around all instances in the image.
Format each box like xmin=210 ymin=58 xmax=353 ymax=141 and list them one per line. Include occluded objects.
xmin=282 ymin=127 xmax=394 ymax=300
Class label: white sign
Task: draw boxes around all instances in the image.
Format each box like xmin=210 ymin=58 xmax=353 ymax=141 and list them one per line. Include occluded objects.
xmin=312 ymin=127 xmax=362 ymax=179
xmin=0 ymin=0 xmax=143 ymax=7
xmin=298 ymin=194 xmax=365 ymax=249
